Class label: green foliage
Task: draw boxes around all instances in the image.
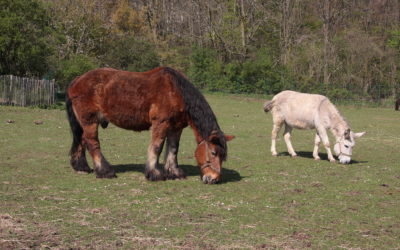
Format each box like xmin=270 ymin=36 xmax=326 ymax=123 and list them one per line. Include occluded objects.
xmin=0 ymin=0 xmax=53 ymax=76
xmin=188 ymin=47 xmax=284 ymax=94
xmin=55 ymin=54 xmax=99 ymax=89
xmin=388 ymin=30 xmax=400 ymax=51
xmin=102 ymin=36 xmax=160 ymax=72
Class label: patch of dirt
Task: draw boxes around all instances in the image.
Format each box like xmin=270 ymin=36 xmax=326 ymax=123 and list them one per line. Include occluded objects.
xmin=0 ymin=214 xmax=61 ymax=249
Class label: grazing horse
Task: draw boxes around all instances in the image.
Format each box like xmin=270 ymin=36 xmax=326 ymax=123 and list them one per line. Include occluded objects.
xmin=263 ymin=90 xmax=365 ymax=164
xmin=395 ymin=98 xmax=400 ymax=111
xmin=66 ymin=67 xmax=234 ymax=184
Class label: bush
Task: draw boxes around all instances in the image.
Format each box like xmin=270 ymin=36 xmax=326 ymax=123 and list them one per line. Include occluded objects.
xmin=188 ymin=46 xmax=285 ymax=94
xmin=55 ymin=54 xmax=99 ymax=89
xmin=102 ymin=36 xmax=160 ymax=72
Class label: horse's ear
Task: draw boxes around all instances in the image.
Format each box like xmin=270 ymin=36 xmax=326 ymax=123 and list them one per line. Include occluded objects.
xmin=224 ymin=134 xmax=235 ymax=141
xmin=208 ymin=130 xmax=220 ymax=144
xmin=353 ymin=131 xmax=366 ymax=138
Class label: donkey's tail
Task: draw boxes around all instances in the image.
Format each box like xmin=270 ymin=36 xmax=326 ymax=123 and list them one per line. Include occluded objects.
xmin=66 ymin=92 xmax=83 ymax=156
xmin=263 ymin=100 xmax=274 ymax=113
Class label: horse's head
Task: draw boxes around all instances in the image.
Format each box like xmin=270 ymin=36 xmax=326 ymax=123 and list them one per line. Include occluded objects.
xmin=334 ymin=129 xmax=365 ymax=164
xmin=195 ymin=131 xmax=235 ymax=184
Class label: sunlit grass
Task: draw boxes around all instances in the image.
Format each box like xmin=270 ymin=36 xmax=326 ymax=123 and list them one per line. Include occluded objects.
xmin=0 ymin=94 xmax=399 ymax=248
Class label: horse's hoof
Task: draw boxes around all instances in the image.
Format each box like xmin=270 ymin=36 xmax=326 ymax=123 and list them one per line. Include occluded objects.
xmin=314 ymin=157 xmax=320 ymax=161
xmin=329 ymin=159 xmax=336 ymax=163
xmin=95 ymin=171 xmax=117 ymax=178
xmin=291 ymin=154 xmax=297 ymax=158
xmin=145 ymin=169 xmax=165 ymax=181
xmin=272 ymin=153 xmax=278 ymax=157
xmin=164 ymin=168 xmax=186 ymax=180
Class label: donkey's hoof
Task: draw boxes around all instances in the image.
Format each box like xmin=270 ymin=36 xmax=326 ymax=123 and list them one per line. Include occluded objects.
xmin=145 ymin=169 xmax=165 ymax=181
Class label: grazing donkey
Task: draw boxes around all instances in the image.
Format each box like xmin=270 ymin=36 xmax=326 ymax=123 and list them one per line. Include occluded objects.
xmin=263 ymin=90 xmax=365 ymax=164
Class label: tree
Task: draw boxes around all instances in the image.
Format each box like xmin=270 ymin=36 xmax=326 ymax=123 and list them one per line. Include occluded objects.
xmin=0 ymin=0 xmax=53 ymax=76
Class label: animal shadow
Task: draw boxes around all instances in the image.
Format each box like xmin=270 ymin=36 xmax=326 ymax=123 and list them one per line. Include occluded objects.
xmin=113 ymin=163 xmax=242 ymax=183
xmin=282 ymin=151 xmax=367 ymax=164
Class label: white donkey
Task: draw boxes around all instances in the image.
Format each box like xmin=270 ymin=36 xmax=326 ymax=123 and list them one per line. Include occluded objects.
xmin=263 ymin=90 xmax=365 ymax=164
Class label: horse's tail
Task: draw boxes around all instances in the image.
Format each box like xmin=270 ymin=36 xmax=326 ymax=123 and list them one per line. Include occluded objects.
xmin=263 ymin=100 xmax=274 ymax=113
xmin=395 ymin=99 xmax=399 ymax=111
xmin=65 ymin=91 xmax=83 ymax=156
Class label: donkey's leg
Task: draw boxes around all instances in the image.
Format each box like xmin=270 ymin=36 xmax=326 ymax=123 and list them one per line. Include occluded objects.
xmin=283 ymin=125 xmax=297 ymax=157
xmin=313 ymin=133 xmax=321 ymax=160
xmin=164 ymin=129 xmax=186 ymax=180
xmin=271 ymin=118 xmax=284 ymax=156
xmin=145 ymin=123 xmax=168 ymax=181
xmin=316 ymin=127 xmax=336 ymax=163
xmin=83 ymin=123 xmax=116 ymax=178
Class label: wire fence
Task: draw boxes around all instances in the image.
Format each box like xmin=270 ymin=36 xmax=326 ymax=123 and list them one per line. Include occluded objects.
xmin=0 ymin=75 xmax=56 ymax=107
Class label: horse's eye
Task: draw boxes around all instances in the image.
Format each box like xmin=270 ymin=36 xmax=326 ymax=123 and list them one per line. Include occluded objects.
xmin=211 ymin=151 xmax=217 ymax=156
xmin=344 ymin=145 xmax=349 ymax=148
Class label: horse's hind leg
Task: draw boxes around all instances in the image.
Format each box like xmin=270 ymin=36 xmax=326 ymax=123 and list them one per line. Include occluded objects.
xmin=70 ymin=143 xmax=92 ymax=173
xmin=145 ymin=122 xmax=168 ymax=181
xmin=82 ymin=123 xmax=116 ymax=178
xmin=313 ymin=133 xmax=321 ymax=160
xmin=164 ymin=129 xmax=185 ymax=180
xmin=283 ymin=124 xmax=297 ymax=157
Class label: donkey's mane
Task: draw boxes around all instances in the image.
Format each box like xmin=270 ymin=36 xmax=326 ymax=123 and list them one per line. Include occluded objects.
xmin=323 ymin=98 xmax=349 ymax=137
xmin=163 ymin=67 xmax=227 ymax=160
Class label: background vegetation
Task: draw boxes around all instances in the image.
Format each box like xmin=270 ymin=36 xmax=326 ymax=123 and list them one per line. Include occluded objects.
xmin=1 ymin=94 xmax=399 ymax=248
xmin=1 ymin=0 xmax=399 ymax=100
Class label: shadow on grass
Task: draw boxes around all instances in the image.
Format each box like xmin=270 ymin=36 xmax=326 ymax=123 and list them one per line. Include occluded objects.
xmin=113 ymin=163 xmax=243 ymax=183
xmin=279 ymin=151 xmax=367 ymax=164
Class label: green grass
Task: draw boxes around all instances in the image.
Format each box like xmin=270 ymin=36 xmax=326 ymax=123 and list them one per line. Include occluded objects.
xmin=1 ymin=94 xmax=399 ymax=249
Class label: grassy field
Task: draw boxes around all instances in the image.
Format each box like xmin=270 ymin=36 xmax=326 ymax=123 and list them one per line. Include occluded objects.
xmin=1 ymin=94 xmax=399 ymax=249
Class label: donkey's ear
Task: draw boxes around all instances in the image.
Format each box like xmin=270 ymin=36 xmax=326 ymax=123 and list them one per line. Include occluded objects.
xmin=344 ymin=128 xmax=351 ymax=139
xmin=353 ymin=131 xmax=366 ymax=138
xmin=224 ymin=134 xmax=235 ymax=141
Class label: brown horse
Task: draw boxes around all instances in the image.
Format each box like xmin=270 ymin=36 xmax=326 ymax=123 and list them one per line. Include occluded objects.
xmin=66 ymin=67 xmax=234 ymax=184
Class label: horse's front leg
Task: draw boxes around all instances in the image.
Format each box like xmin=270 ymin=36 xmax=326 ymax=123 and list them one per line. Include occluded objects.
xmin=145 ymin=122 xmax=167 ymax=181
xmin=83 ymin=123 xmax=116 ymax=178
xmin=164 ymin=129 xmax=186 ymax=180
xmin=313 ymin=133 xmax=321 ymax=160
xmin=316 ymin=127 xmax=336 ymax=163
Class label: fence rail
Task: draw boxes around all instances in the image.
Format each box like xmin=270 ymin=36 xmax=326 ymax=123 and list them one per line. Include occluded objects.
xmin=0 ymin=75 xmax=56 ymax=106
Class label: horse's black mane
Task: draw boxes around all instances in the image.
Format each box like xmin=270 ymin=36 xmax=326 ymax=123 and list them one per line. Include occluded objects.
xmin=164 ymin=67 xmax=227 ymax=160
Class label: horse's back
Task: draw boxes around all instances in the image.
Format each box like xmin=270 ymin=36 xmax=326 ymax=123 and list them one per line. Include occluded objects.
xmin=67 ymin=67 xmax=186 ymax=131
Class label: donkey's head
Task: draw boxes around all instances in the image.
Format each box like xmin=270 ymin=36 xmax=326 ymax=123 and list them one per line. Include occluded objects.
xmin=195 ymin=131 xmax=235 ymax=184
xmin=334 ymin=129 xmax=365 ymax=164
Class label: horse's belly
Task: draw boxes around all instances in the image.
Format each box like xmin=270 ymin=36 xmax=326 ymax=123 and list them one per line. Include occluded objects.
xmin=106 ymin=113 xmax=151 ymax=131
